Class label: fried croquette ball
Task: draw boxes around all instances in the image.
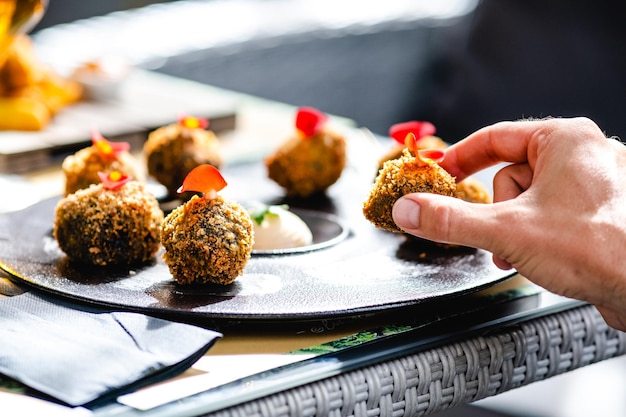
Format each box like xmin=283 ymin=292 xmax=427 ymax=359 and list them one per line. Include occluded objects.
xmin=62 ymin=132 xmax=141 ymax=196
xmin=363 ymin=149 xmax=456 ymax=233
xmin=380 ymin=121 xmax=491 ymax=205
xmin=455 ymin=177 xmax=492 ymax=203
xmin=161 ymin=195 xmax=254 ymax=285
xmin=265 ymin=107 xmax=346 ymax=198
xmin=144 ymin=116 xmax=222 ymax=198
xmin=266 ymin=131 xmax=346 ymax=198
xmin=53 ymin=180 xmax=163 ymax=266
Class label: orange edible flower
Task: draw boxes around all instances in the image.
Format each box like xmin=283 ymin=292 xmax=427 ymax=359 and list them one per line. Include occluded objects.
xmin=389 ymin=121 xmax=436 ymax=152
xmin=98 ymin=171 xmax=131 ymax=190
xmin=91 ymin=129 xmax=130 ymax=159
xmin=177 ymin=164 xmax=227 ymax=200
xmin=295 ymin=107 xmax=327 ymax=137
xmin=178 ymin=115 xmax=209 ymax=130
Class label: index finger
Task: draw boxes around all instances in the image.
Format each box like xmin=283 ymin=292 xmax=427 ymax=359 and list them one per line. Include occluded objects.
xmin=441 ymin=119 xmax=542 ymax=182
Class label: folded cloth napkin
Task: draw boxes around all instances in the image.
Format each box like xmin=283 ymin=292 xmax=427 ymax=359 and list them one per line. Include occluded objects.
xmin=0 ymin=288 xmax=221 ymax=406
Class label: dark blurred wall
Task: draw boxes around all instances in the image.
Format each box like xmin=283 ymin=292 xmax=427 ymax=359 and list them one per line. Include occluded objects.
xmin=416 ymin=0 xmax=626 ymax=142
xmin=33 ymin=0 xmax=177 ymax=32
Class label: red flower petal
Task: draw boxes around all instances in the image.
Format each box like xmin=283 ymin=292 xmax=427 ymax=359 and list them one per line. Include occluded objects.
xmin=178 ymin=115 xmax=209 ymax=130
xmin=295 ymin=107 xmax=327 ymax=137
xmin=389 ymin=121 xmax=436 ymax=147
xmin=98 ymin=171 xmax=131 ymax=190
xmin=177 ymin=164 xmax=227 ymax=198
xmin=417 ymin=149 xmax=445 ymax=165
xmin=91 ymin=129 xmax=130 ymax=159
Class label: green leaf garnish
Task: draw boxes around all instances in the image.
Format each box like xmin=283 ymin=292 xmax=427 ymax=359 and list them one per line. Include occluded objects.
xmin=250 ymin=204 xmax=288 ymax=225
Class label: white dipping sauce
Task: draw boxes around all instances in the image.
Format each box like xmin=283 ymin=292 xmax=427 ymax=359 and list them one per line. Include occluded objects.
xmin=248 ymin=204 xmax=313 ymax=250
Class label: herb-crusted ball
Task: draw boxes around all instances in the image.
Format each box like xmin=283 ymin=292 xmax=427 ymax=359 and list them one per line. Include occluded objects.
xmin=455 ymin=177 xmax=492 ymax=204
xmin=53 ymin=180 xmax=163 ymax=266
xmin=161 ymin=195 xmax=253 ymax=285
xmin=62 ymin=132 xmax=141 ymax=196
xmin=144 ymin=116 xmax=222 ymax=199
xmin=364 ymin=120 xmax=491 ymax=235
xmin=160 ymin=165 xmax=253 ymax=285
xmin=363 ymin=148 xmax=456 ymax=233
xmin=265 ymin=107 xmax=346 ymax=198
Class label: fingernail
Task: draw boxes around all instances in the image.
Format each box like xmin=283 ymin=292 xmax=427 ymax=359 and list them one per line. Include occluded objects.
xmin=392 ymin=198 xmax=420 ymax=229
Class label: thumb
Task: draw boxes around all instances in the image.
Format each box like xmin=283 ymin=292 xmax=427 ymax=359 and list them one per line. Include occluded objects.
xmin=392 ymin=193 xmax=500 ymax=250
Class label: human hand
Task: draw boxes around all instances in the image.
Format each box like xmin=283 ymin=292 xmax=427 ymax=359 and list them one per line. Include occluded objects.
xmin=392 ymin=117 xmax=626 ymax=330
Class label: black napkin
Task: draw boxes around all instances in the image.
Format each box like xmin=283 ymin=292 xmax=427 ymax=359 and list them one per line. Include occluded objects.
xmin=0 ymin=285 xmax=221 ymax=406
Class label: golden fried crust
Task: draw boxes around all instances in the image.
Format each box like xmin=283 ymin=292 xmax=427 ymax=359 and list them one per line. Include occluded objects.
xmin=377 ymin=136 xmax=448 ymax=172
xmin=53 ymin=181 xmax=163 ymax=266
xmin=265 ymin=128 xmax=346 ymax=198
xmin=144 ymin=123 xmax=222 ymax=197
xmin=363 ymin=150 xmax=456 ymax=233
xmin=62 ymin=146 xmax=142 ymax=196
xmin=160 ymin=195 xmax=254 ymax=285
xmin=455 ymin=177 xmax=492 ymax=203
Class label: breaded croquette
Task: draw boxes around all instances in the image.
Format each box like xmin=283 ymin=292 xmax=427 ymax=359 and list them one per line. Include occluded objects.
xmin=363 ymin=148 xmax=456 ymax=233
xmin=160 ymin=165 xmax=253 ymax=285
xmin=161 ymin=195 xmax=253 ymax=285
xmin=378 ymin=120 xmax=491 ymax=205
xmin=265 ymin=107 xmax=346 ymax=198
xmin=62 ymin=130 xmax=141 ymax=196
xmin=144 ymin=115 xmax=222 ymax=199
xmin=54 ymin=176 xmax=163 ymax=266
xmin=455 ymin=177 xmax=492 ymax=203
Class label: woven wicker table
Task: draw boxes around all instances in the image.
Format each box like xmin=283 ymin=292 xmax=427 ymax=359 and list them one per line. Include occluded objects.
xmin=201 ymin=303 xmax=624 ymax=417
xmin=82 ymin=289 xmax=622 ymax=417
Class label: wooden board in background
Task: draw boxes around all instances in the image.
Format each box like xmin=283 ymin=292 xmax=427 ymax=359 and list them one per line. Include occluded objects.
xmin=0 ymin=70 xmax=238 ymax=174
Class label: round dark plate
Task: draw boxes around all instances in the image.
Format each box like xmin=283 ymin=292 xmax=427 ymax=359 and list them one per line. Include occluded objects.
xmin=0 ymin=162 xmax=515 ymax=322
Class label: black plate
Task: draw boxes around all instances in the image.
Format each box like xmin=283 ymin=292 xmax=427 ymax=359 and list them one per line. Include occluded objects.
xmin=0 ymin=162 xmax=514 ymax=322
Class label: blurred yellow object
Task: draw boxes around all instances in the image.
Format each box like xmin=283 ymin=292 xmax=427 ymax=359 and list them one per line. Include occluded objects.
xmin=1 ymin=33 xmax=44 ymax=88
xmin=0 ymin=34 xmax=82 ymax=131
xmin=0 ymin=0 xmax=47 ymax=67
xmin=0 ymin=0 xmax=79 ymax=131
xmin=14 ymin=70 xmax=83 ymax=112
xmin=0 ymin=95 xmax=50 ymax=130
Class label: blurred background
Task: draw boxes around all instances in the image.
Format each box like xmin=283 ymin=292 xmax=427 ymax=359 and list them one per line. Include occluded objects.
xmin=32 ymin=0 xmax=479 ymax=139
xmin=33 ymin=0 xmax=626 ymax=142
xmin=28 ymin=1 xmax=626 ymax=416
